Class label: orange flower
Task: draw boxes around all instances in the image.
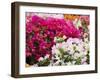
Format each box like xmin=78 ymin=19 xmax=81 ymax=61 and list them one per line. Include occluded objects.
xmin=64 ymin=14 xmax=79 ymax=21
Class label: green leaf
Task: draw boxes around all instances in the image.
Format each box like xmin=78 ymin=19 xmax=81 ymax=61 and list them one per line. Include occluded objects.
xmin=38 ymin=59 xmax=50 ymax=66
xmin=33 ymin=41 xmax=39 ymax=47
xmin=45 ymin=36 xmax=51 ymax=43
xmin=64 ymin=55 xmax=73 ymax=62
xmin=59 ymin=48 xmax=64 ymax=54
xmin=56 ymin=37 xmax=64 ymax=43
xmin=75 ymin=57 xmax=81 ymax=65
xmin=82 ymin=20 xmax=88 ymax=32
xmin=86 ymin=50 xmax=90 ymax=64
xmin=59 ymin=48 xmax=65 ymax=58
xmin=26 ymin=55 xmax=37 ymax=65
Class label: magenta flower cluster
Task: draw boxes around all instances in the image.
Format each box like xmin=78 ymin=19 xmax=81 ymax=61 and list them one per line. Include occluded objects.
xmin=26 ymin=15 xmax=82 ymax=62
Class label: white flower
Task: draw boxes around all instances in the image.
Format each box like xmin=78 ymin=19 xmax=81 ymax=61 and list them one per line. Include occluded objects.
xmin=52 ymin=60 xmax=62 ymax=66
xmin=82 ymin=62 xmax=88 ymax=65
xmin=54 ymin=37 xmax=57 ymax=42
xmin=52 ymin=45 xmax=59 ymax=54
xmin=45 ymin=54 xmax=50 ymax=59
xmin=63 ymin=35 xmax=67 ymax=40
xmin=73 ymin=52 xmax=80 ymax=59
xmin=51 ymin=37 xmax=89 ymax=65
xmin=66 ymin=38 xmax=83 ymax=45
xmin=52 ymin=48 xmax=60 ymax=55
xmin=67 ymin=62 xmax=72 ymax=65
xmin=67 ymin=46 xmax=74 ymax=55
xmin=38 ymin=57 xmax=44 ymax=62
xmin=81 ymin=57 xmax=87 ymax=64
xmin=72 ymin=61 xmax=76 ymax=65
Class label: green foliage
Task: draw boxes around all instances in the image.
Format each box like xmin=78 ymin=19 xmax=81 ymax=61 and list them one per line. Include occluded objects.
xmin=45 ymin=36 xmax=51 ymax=43
xmin=64 ymin=55 xmax=74 ymax=62
xmin=82 ymin=20 xmax=88 ymax=33
xmin=59 ymin=48 xmax=65 ymax=58
xmin=56 ymin=37 xmax=64 ymax=43
xmin=38 ymin=59 xmax=50 ymax=66
xmin=33 ymin=41 xmax=39 ymax=47
xmin=86 ymin=50 xmax=90 ymax=64
xmin=75 ymin=57 xmax=81 ymax=65
xmin=26 ymin=55 xmax=37 ymax=65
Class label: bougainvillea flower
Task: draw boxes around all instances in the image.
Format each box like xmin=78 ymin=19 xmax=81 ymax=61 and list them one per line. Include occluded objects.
xmin=80 ymin=15 xmax=90 ymax=26
xmin=26 ymin=14 xmax=89 ymax=66
xmin=26 ymin=15 xmax=81 ymax=58
xmin=63 ymin=20 xmax=81 ymax=38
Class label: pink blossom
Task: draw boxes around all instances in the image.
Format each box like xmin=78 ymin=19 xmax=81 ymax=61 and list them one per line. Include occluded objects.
xmin=26 ymin=15 xmax=82 ymax=62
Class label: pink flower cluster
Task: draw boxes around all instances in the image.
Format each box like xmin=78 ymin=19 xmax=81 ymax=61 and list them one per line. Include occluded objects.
xmin=26 ymin=15 xmax=81 ymax=62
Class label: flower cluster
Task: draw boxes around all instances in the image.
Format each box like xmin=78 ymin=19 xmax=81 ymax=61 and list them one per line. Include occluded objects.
xmin=52 ymin=38 xmax=89 ymax=66
xmin=26 ymin=13 xmax=89 ymax=67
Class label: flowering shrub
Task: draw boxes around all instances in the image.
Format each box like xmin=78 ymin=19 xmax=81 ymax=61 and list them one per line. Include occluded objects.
xmin=26 ymin=13 xmax=90 ymax=67
xmin=52 ymin=38 xmax=89 ymax=66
